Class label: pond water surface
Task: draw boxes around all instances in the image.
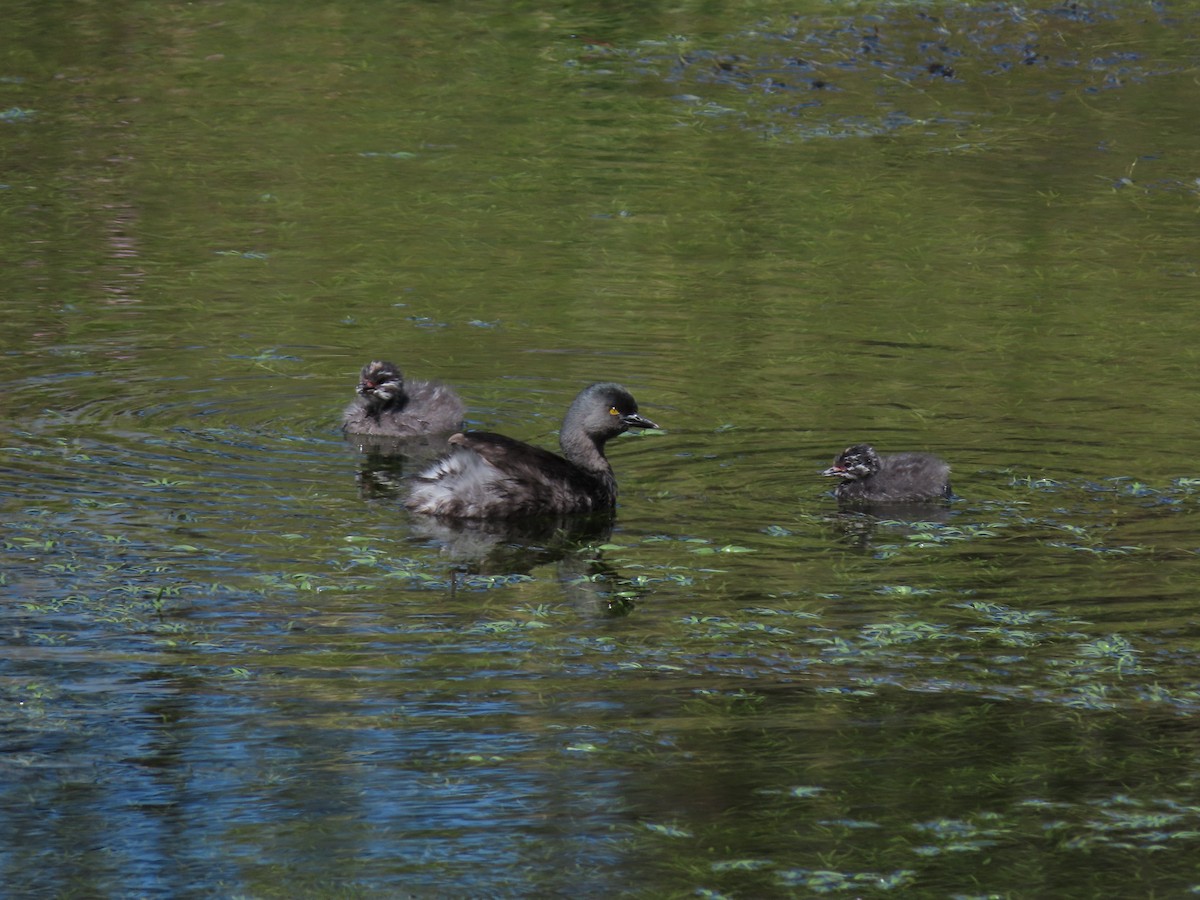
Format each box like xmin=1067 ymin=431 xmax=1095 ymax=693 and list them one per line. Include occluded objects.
xmin=4 ymin=0 xmax=1200 ymax=896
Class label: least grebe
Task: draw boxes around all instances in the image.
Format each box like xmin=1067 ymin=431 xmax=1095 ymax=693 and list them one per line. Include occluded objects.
xmin=341 ymin=360 xmax=465 ymax=437
xmin=822 ymin=443 xmax=951 ymax=503
xmin=406 ymin=382 xmax=659 ymax=519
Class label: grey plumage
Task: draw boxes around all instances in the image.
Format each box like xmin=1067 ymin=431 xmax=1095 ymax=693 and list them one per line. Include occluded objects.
xmin=341 ymin=360 xmax=465 ymax=437
xmin=407 ymin=382 xmax=659 ymax=519
xmin=822 ymin=443 xmax=951 ymax=503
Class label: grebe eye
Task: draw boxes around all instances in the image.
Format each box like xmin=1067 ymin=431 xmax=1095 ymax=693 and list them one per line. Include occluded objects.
xmin=609 ymin=406 xmax=620 ymax=416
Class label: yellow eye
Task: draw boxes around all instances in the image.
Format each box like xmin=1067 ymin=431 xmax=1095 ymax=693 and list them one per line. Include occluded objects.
xmin=609 ymin=406 xmax=620 ymax=416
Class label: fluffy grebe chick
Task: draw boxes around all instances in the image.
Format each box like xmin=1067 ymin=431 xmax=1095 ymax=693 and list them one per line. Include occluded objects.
xmin=822 ymin=443 xmax=951 ymax=503
xmin=341 ymin=360 xmax=465 ymax=437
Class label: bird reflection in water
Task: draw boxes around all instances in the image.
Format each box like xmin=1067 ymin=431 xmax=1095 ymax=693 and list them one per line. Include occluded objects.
xmin=408 ymin=512 xmax=642 ymax=616
xmin=345 ymin=433 xmax=449 ymax=500
xmin=826 ymin=502 xmax=957 ymax=552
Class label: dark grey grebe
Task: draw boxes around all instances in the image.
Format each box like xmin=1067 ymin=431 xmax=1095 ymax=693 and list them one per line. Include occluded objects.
xmin=822 ymin=443 xmax=951 ymax=503
xmin=406 ymin=382 xmax=659 ymax=519
xmin=341 ymin=360 xmax=465 ymax=437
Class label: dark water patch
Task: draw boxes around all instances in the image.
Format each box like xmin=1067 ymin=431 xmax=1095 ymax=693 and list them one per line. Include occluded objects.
xmin=583 ymin=1 xmax=1199 ymax=146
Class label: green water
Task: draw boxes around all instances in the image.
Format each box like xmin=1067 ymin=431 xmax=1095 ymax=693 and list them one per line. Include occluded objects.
xmin=4 ymin=0 xmax=1200 ymax=896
